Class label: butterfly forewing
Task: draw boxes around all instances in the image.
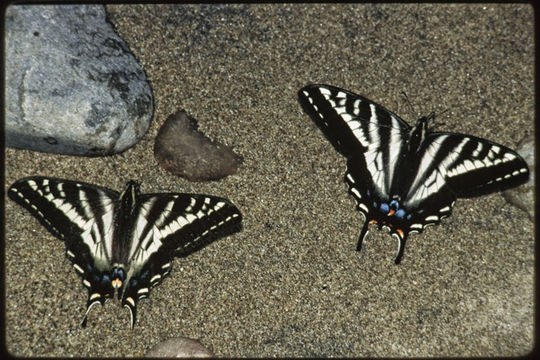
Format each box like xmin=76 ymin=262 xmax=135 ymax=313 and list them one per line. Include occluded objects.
xmin=8 ymin=177 xmax=118 ymax=245
xmin=299 ymin=84 xmax=410 ymax=199
xmin=432 ymin=134 xmax=530 ymax=197
xmin=121 ymin=193 xmax=242 ymax=326
xmin=8 ymin=177 xmax=118 ymax=272
xmin=298 ymin=84 xmax=529 ymax=263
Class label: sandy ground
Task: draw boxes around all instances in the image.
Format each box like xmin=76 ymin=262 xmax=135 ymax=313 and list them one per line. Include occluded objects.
xmin=4 ymin=4 xmax=534 ymax=357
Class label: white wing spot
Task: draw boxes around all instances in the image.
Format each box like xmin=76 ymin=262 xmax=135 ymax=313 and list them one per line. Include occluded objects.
xmin=215 ymin=202 xmax=226 ymax=210
xmin=137 ymin=288 xmax=149 ymax=295
xmin=177 ymin=216 xmax=190 ymax=227
xmin=472 ymin=142 xmax=483 ymax=157
xmin=125 ymin=297 xmax=135 ymax=307
xmin=350 ymin=187 xmax=362 ymax=200
xmin=463 ymin=159 xmax=475 ymax=171
xmin=319 ymin=88 xmax=331 ymax=97
xmin=28 ymin=180 xmax=37 ymax=190
xmin=473 ymin=159 xmax=484 ymax=169
xmin=359 ymin=203 xmax=369 ymax=213
xmin=73 ymin=263 xmax=85 ymax=274
xmin=334 ymin=106 xmax=346 ymax=114
xmin=341 ymin=113 xmax=353 ymax=121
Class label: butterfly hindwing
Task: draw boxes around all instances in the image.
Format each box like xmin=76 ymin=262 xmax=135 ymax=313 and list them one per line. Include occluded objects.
xmin=299 ymin=84 xmax=529 ymax=263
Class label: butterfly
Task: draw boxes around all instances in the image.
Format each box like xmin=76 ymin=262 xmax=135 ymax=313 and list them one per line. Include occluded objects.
xmin=298 ymin=84 xmax=529 ymax=264
xmin=8 ymin=176 xmax=242 ymax=328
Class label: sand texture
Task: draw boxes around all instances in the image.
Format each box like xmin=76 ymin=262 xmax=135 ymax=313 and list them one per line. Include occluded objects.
xmin=4 ymin=4 xmax=534 ymax=357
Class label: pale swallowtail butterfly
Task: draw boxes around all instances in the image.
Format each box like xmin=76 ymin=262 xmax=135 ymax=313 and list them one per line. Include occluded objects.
xmin=8 ymin=176 xmax=242 ymax=328
xmin=298 ymin=84 xmax=529 ymax=264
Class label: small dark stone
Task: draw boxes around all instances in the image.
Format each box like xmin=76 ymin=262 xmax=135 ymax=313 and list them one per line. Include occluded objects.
xmin=154 ymin=110 xmax=242 ymax=181
xmin=502 ymin=134 xmax=534 ymax=221
xmin=145 ymin=337 xmax=215 ymax=358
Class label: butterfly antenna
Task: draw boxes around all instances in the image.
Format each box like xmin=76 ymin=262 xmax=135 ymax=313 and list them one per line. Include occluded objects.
xmin=401 ymin=91 xmax=417 ymax=119
xmin=429 ymin=108 xmax=450 ymax=130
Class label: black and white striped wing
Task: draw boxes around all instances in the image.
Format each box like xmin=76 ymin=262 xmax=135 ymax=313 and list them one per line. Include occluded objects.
xmin=426 ymin=133 xmax=530 ymax=197
xmin=7 ymin=177 xmax=119 ymax=311
xmin=120 ymin=193 xmax=242 ymax=326
xmin=298 ymin=84 xmax=530 ymax=263
xmin=403 ymin=133 xmax=531 ymax=209
xmin=299 ymin=84 xmax=410 ymax=200
xmin=399 ymin=132 xmax=530 ymax=225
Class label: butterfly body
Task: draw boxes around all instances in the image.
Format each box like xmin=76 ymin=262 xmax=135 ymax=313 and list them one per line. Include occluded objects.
xmin=8 ymin=177 xmax=242 ymax=328
xmin=299 ymin=84 xmax=529 ymax=264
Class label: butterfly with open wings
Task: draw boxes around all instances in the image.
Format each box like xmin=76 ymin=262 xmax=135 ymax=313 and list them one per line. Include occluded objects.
xmin=8 ymin=177 xmax=242 ymax=328
xmin=298 ymin=84 xmax=529 ymax=264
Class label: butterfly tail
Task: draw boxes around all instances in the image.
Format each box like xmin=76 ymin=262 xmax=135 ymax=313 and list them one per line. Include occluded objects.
xmin=356 ymin=217 xmax=370 ymax=252
xmin=123 ymin=297 xmax=138 ymax=329
xmin=393 ymin=232 xmax=408 ymax=265
xmin=80 ymin=294 xmax=105 ymax=328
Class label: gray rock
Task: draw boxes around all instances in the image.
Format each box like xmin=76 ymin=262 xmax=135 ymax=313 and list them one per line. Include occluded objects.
xmin=145 ymin=337 xmax=215 ymax=358
xmin=154 ymin=110 xmax=243 ymax=181
xmin=5 ymin=5 xmax=153 ymax=156
xmin=503 ymin=135 xmax=534 ymax=221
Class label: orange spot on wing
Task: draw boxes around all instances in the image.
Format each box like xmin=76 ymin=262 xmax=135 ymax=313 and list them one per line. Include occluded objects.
xmin=387 ymin=209 xmax=395 ymax=216
xmin=112 ymin=278 xmax=123 ymax=288
xmin=396 ymin=229 xmax=404 ymax=238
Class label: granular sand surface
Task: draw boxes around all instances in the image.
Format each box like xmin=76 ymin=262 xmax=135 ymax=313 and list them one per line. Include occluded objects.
xmin=4 ymin=4 xmax=534 ymax=357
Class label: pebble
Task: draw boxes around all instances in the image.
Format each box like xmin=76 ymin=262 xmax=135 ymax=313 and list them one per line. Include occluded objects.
xmin=145 ymin=337 xmax=215 ymax=358
xmin=503 ymin=134 xmax=534 ymax=221
xmin=5 ymin=4 xmax=153 ymax=156
xmin=154 ymin=110 xmax=242 ymax=181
